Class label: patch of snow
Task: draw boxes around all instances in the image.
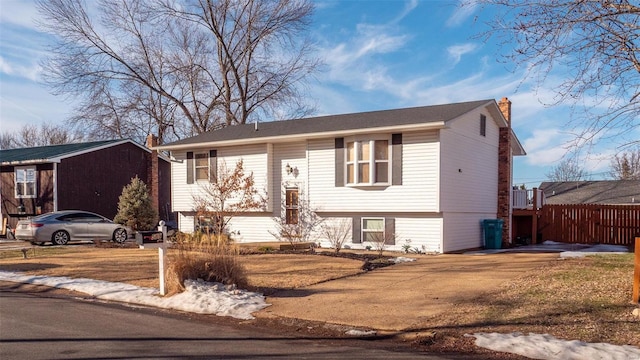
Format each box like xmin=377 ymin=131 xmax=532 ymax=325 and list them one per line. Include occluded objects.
xmin=391 ymin=257 xmax=416 ymax=264
xmin=560 ymin=244 xmax=630 ymax=258
xmin=345 ymin=329 xmax=376 ymax=336
xmin=467 ymin=332 xmax=640 ymax=360
xmin=467 ymin=240 xmax=630 ymax=258
xmin=0 ymin=271 xmax=269 ymax=320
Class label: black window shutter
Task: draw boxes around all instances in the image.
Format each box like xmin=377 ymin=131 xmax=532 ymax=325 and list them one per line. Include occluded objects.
xmin=480 ymin=114 xmax=486 ymax=136
xmin=335 ymin=138 xmax=345 ymax=187
xmin=209 ymin=150 xmax=217 ymax=183
xmin=384 ymin=217 xmax=396 ymax=245
xmin=352 ymin=216 xmax=361 ymax=243
xmin=391 ymin=133 xmax=402 ymax=185
xmin=186 ymin=152 xmax=194 ymax=184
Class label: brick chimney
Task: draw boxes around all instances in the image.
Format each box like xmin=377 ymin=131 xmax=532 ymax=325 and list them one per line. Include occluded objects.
xmin=146 ymin=134 xmax=159 ymax=214
xmin=497 ymin=97 xmax=512 ymax=247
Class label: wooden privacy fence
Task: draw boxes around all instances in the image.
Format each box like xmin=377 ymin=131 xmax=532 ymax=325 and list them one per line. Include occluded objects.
xmin=539 ymin=204 xmax=640 ymax=246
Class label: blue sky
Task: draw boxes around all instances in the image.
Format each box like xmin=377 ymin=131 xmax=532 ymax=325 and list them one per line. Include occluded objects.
xmin=0 ymin=0 xmax=626 ymax=186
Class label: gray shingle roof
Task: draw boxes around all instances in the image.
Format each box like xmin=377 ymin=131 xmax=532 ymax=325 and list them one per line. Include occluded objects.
xmin=0 ymin=140 xmax=123 ymax=165
xmin=540 ymin=181 xmax=640 ymax=205
xmin=159 ymin=99 xmax=495 ymax=149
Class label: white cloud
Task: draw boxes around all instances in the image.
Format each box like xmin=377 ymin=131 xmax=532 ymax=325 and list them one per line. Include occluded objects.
xmin=0 ymin=0 xmax=40 ymax=30
xmin=391 ymin=0 xmax=419 ymax=24
xmin=446 ymin=0 xmax=478 ymax=27
xmin=353 ymin=26 xmax=409 ymax=58
xmin=0 ymin=61 xmax=41 ymax=82
xmin=521 ymin=128 xmax=574 ymax=166
xmin=0 ymin=57 xmax=14 ymax=75
xmin=447 ymin=43 xmax=478 ymax=65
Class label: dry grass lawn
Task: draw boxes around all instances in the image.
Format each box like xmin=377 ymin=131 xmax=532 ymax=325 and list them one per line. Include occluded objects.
xmin=0 ymin=245 xmax=364 ymax=291
xmin=0 ymin=243 xmax=638 ymax=357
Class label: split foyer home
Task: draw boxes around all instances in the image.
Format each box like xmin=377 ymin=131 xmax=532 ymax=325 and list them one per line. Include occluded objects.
xmin=0 ymin=138 xmax=171 ymax=234
xmin=156 ymin=98 xmax=526 ymax=253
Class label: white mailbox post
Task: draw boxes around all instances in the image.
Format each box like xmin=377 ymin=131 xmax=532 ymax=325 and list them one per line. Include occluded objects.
xmin=158 ymin=220 xmax=167 ymax=296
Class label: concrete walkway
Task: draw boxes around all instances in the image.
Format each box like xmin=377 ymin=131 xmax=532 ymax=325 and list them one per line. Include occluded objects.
xmin=257 ymin=252 xmax=558 ymax=331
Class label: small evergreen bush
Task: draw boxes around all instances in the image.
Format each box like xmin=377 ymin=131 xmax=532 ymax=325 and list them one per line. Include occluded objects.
xmin=114 ymin=176 xmax=158 ymax=231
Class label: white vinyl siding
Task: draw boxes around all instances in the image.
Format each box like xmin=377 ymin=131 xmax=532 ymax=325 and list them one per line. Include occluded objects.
xmin=439 ymin=110 xmax=499 ymax=214
xmin=395 ymin=217 xmax=443 ymax=253
xmin=178 ymin=212 xmax=195 ymax=233
xmin=316 ymin=215 xmax=443 ymax=253
xmin=225 ymin=215 xmax=274 ymax=243
xmin=308 ymin=130 xmax=440 ymax=212
xmin=271 ymin=142 xmax=308 ymax=215
xmin=442 ymin=212 xmax=495 ymax=253
xmin=171 ymin=144 xmax=269 ymax=212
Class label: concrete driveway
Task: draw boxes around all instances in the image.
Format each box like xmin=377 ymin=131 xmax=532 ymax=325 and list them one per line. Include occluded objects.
xmin=257 ymin=252 xmax=558 ymax=331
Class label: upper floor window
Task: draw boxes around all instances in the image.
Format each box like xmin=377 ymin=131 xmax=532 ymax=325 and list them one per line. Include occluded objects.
xmin=195 ymin=153 xmax=209 ymax=181
xmin=15 ymin=166 xmax=37 ymax=198
xmin=346 ymin=139 xmax=389 ymax=185
xmin=480 ymin=114 xmax=487 ymax=137
xmin=187 ymin=150 xmax=217 ymax=184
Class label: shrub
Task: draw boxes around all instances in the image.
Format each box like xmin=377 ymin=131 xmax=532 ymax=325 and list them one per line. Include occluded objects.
xmin=114 ymin=176 xmax=158 ymax=231
xmin=319 ymin=218 xmax=351 ymax=253
xmin=166 ymin=232 xmax=247 ymax=295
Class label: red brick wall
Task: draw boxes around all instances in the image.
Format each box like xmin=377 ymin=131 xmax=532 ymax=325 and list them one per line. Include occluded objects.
xmin=146 ymin=135 xmax=159 ymax=213
xmin=498 ymin=97 xmax=512 ymax=246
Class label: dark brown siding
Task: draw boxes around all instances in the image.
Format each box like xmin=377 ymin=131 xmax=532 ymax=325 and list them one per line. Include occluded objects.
xmin=57 ymin=143 xmax=150 ymax=220
xmin=1 ymin=142 xmax=172 ymax=232
xmin=1 ymin=164 xmax=54 ymax=230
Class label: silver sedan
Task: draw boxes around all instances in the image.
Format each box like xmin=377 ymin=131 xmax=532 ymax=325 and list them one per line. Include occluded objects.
xmin=15 ymin=210 xmax=129 ymax=245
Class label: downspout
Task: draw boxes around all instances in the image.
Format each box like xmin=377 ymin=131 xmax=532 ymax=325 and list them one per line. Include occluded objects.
xmin=53 ymin=162 xmax=58 ymax=211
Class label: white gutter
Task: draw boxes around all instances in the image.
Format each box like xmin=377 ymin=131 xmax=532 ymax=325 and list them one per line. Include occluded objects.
xmin=155 ymin=121 xmax=447 ymax=151
xmin=1 ymin=159 xmax=62 ymax=166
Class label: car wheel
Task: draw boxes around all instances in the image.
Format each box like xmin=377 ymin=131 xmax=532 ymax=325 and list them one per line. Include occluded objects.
xmin=113 ymin=228 xmax=127 ymax=244
xmin=52 ymin=231 xmax=70 ymax=245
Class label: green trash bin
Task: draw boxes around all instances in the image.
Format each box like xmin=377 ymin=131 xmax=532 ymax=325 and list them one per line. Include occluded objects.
xmin=482 ymin=219 xmax=504 ymax=249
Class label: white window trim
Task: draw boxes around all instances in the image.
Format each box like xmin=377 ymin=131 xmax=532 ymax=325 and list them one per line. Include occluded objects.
xmin=361 ymin=217 xmax=385 ymax=243
xmin=345 ymin=137 xmax=391 ymax=186
xmin=194 ymin=152 xmax=209 ymax=181
xmin=15 ymin=166 xmax=37 ymax=199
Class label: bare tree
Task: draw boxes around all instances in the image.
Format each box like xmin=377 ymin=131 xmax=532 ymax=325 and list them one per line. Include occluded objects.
xmin=192 ymin=160 xmax=266 ymax=245
xmin=368 ymin=227 xmax=398 ymax=258
xmin=476 ymin=1 xmax=640 ymax=143
xmin=319 ymin=218 xmax=351 ymax=253
xmin=36 ymin=0 xmax=319 ymax=145
xmin=610 ymin=148 xmax=640 ymax=180
xmin=545 ymin=158 xmax=588 ymax=182
xmin=0 ymin=123 xmax=86 ymax=149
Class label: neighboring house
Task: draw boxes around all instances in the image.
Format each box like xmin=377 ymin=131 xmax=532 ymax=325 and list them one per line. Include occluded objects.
xmin=0 ymin=138 xmax=171 ymax=234
xmin=156 ymin=98 xmax=526 ymax=253
xmin=540 ymin=181 xmax=640 ymax=205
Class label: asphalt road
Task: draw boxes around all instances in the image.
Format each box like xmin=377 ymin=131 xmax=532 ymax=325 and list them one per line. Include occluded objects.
xmin=0 ymin=290 xmax=452 ymax=360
